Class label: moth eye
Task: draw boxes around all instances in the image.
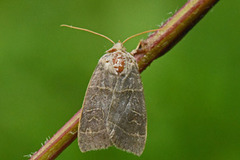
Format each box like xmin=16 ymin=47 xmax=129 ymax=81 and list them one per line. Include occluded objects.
xmin=107 ymin=48 xmax=117 ymax=53
xmin=106 ymin=60 xmax=109 ymax=63
xmin=138 ymin=43 xmax=142 ymax=49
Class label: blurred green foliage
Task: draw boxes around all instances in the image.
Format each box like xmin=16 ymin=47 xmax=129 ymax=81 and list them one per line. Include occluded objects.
xmin=0 ymin=0 xmax=239 ymax=159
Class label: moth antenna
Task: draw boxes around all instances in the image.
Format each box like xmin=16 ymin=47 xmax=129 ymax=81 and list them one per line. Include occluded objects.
xmin=122 ymin=29 xmax=160 ymax=44
xmin=61 ymin=24 xmax=115 ymax=44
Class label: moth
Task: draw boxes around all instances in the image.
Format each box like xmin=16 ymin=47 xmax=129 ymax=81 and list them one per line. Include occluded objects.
xmin=61 ymin=25 xmax=159 ymax=156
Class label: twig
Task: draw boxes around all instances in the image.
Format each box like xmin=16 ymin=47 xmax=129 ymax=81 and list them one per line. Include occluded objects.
xmin=30 ymin=0 xmax=219 ymax=159
xmin=135 ymin=0 xmax=219 ymax=72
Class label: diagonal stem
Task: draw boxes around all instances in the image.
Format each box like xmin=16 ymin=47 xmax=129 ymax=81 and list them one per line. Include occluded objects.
xmin=30 ymin=0 xmax=219 ymax=159
xmin=134 ymin=0 xmax=219 ymax=73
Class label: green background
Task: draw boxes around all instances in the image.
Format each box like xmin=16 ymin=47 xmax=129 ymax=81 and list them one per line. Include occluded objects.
xmin=0 ymin=0 xmax=239 ymax=159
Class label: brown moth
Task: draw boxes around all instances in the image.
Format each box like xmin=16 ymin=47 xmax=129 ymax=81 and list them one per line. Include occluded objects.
xmin=61 ymin=25 xmax=159 ymax=156
xmin=79 ymin=42 xmax=146 ymax=156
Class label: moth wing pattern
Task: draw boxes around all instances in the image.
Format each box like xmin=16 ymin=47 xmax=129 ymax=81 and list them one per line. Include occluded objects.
xmin=106 ymin=53 xmax=147 ymax=156
xmin=78 ymin=60 xmax=115 ymax=151
xmin=78 ymin=43 xmax=147 ymax=156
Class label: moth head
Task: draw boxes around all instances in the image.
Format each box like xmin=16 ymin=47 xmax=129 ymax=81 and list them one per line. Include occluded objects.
xmin=106 ymin=41 xmax=126 ymax=53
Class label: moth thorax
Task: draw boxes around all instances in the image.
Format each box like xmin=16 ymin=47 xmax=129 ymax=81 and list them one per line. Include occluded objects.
xmin=112 ymin=52 xmax=125 ymax=73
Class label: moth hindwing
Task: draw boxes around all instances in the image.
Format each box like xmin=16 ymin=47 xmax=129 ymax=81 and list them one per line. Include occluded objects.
xmin=78 ymin=42 xmax=147 ymax=156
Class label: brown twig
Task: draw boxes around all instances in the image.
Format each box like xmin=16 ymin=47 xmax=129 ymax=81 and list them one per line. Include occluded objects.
xmin=134 ymin=0 xmax=219 ymax=72
xmin=30 ymin=0 xmax=219 ymax=159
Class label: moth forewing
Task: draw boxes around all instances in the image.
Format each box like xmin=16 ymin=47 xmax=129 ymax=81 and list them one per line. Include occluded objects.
xmin=78 ymin=60 xmax=112 ymax=151
xmin=106 ymin=50 xmax=147 ymax=156
xmin=78 ymin=42 xmax=147 ymax=156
